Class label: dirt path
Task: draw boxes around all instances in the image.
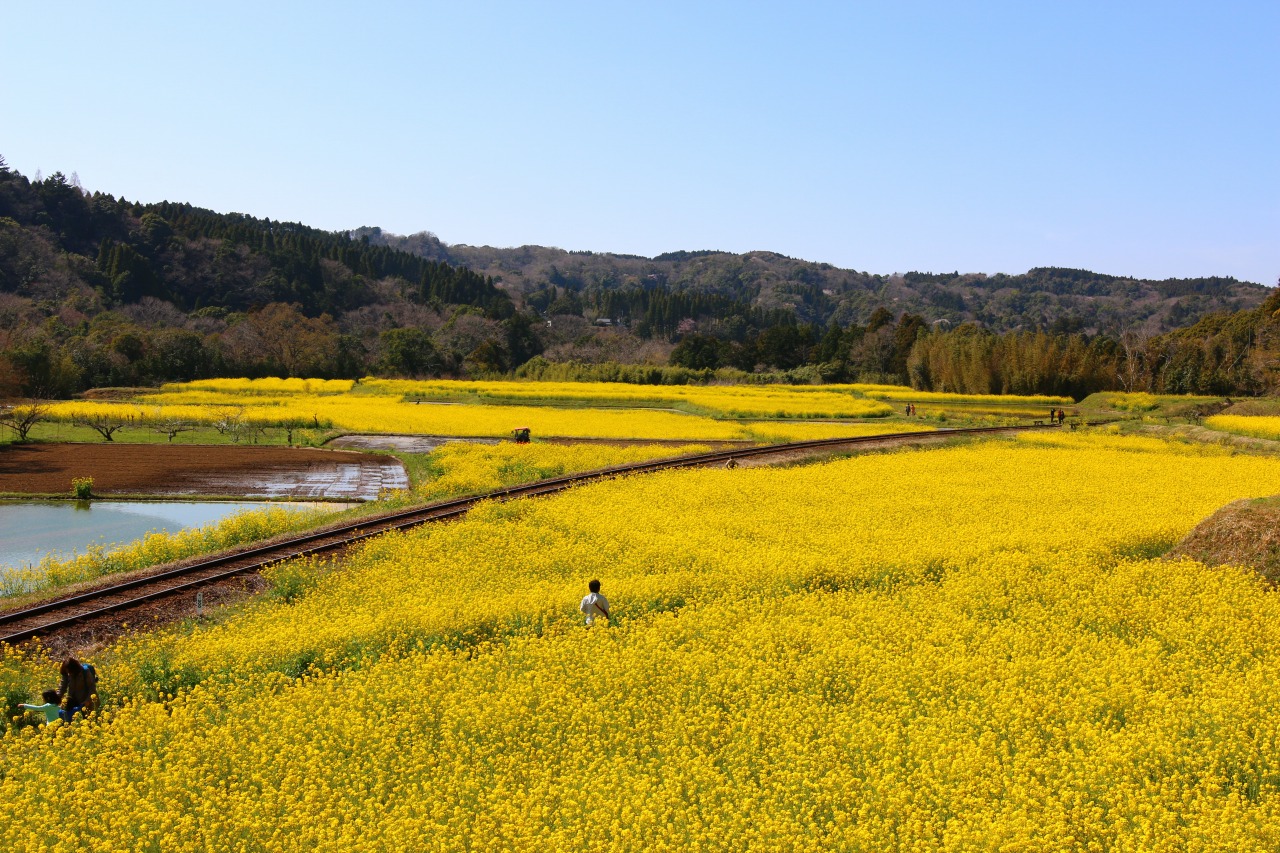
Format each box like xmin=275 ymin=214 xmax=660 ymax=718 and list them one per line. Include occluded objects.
xmin=0 ymin=443 xmax=407 ymax=500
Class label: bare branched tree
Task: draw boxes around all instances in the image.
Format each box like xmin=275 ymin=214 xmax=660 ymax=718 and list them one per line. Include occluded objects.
xmin=72 ymin=410 xmax=136 ymax=442
xmin=1117 ymin=329 xmax=1151 ymax=393
xmin=210 ymin=406 xmax=246 ymax=442
xmin=244 ymin=422 xmax=273 ymax=445
xmin=144 ymin=408 xmax=196 ymax=443
xmin=274 ymin=416 xmax=316 ymax=447
xmin=0 ymin=399 xmax=49 ymax=442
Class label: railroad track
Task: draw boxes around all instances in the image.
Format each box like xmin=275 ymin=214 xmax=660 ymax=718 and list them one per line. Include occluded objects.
xmin=0 ymin=423 xmax=1056 ymax=646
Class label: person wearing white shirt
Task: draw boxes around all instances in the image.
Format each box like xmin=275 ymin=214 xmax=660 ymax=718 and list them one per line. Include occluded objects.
xmin=579 ymin=579 xmax=610 ymax=626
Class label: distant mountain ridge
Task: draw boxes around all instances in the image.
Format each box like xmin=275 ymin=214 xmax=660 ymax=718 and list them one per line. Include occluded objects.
xmin=354 ymin=227 xmax=1269 ymax=336
xmin=0 ymin=154 xmax=1273 ymax=398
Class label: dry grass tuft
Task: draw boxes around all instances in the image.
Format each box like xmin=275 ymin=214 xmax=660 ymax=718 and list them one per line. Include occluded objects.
xmin=1169 ymin=496 xmax=1280 ymax=582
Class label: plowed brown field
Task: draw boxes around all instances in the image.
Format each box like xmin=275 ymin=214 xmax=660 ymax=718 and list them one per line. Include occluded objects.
xmin=0 ymin=443 xmax=401 ymax=498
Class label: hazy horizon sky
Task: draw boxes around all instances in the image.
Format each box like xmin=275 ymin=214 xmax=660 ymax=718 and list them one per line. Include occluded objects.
xmin=3 ymin=1 xmax=1276 ymax=284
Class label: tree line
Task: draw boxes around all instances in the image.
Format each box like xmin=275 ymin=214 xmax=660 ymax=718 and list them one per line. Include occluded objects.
xmin=670 ymin=288 xmax=1280 ymax=398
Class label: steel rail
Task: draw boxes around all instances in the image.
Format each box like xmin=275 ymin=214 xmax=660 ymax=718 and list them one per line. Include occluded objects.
xmin=0 ymin=422 xmax=1056 ymax=645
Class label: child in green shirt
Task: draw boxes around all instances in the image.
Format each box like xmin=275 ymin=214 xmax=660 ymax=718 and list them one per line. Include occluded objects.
xmin=18 ymin=690 xmax=62 ymax=724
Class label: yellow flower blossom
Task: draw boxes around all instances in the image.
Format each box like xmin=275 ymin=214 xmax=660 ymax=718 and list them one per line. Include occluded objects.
xmin=2 ymin=433 xmax=1279 ymax=849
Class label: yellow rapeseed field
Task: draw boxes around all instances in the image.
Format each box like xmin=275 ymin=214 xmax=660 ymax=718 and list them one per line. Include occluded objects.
xmin=363 ymin=378 xmax=896 ymax=419
xmin=55 ymin=386 xmax=927 ymax=442
xmin=5 ymin=433 xmax=1280 ymax=848
xmin=1206 ymin=415 xmax=1280 ymax=442
xmin=405 ymin=440 xmax=710 ymax=501
xmin=173 ymin=378 xmax=356 ymax=395
xmin=1088 ymin=392 xmax=1224 ymax=413
xmin=0 ymin=442 xmax=713 ymax=599
xmin=1101 ymin=391 xmax=1163 ymax=412
xmin=45 ymin=400 xmax=286 ymax=428
xmin=160 ymin=377 xmax=1064 ymax=410
xmin=0 ymin=505 xmax=333 ymax=598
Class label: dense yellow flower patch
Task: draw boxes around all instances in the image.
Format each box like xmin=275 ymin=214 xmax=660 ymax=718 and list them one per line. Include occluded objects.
xmin=54 ymin=391 xmax=923 ymax=441
xmin=1103 ymin=391 xmax=1163 ymax=411
xmin=155 ymin=376 xmax=1065 ymax=412
xmin=0 ymin=442 xmax=713 ymax=598
xmin=393 ymin=440 xmax=714 ymax=508
xmin=172 ymin=377 xmax=356 ymax=395
xmin=1089 ymin=392 xmax=1224 ymax=413
xmin=1206 ymin=415 xmax=1280 ymax=442
xmin=0 ymin=504 xmax=333 ymax=598
xmin=1015 ymin=430 xmax=1235 ymax=456
xmin=6 ymin=434 xmax=1280 ymax=849
xmin=45 ymin=401 xmax=286 ymax=427
xmin=362 ymin=378 xmax=896 ymax=419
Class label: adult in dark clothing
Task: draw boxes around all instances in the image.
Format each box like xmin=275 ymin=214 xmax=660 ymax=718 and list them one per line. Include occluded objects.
xmin=56 ymin=656 xmax=97 ymax=720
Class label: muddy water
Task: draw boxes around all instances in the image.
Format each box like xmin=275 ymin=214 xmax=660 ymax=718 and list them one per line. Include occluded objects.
xmin=0 ymin=500 xmax=346 ymax=572
xmin=327 ymin=434 xmax=498 ymax=454
xmin=164 ymin=460 xmax=408 ymax=501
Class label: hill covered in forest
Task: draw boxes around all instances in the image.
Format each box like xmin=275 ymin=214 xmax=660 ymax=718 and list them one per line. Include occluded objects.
xmin=0 ymin=161 xmax=532 ymax=395
xmin=0 ymin=157 xmax=1275 ymax=399
xmin=356 ymin=227 xmax=1268 ymax=337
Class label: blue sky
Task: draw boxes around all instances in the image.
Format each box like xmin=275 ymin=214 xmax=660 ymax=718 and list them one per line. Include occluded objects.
xmin=3 ymin=1 xmax=1276 ymax=284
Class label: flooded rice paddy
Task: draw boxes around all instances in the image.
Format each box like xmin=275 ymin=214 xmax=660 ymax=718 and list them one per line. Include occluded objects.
xmin=0 ymin=500 xmax=346 ymax=572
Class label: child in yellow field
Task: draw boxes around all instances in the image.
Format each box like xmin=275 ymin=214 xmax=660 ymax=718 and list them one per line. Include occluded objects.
xmin=19 ymin=690 xmax=62 ymax=724
xmin=579 ymin=579 xmax=610 ymax=626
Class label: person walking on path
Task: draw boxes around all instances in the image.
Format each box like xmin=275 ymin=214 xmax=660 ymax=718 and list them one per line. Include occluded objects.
xmin=579 ymin=579 xmax=611 ymax=626
xmin=18 ymin=690 xmax=62 ymax=724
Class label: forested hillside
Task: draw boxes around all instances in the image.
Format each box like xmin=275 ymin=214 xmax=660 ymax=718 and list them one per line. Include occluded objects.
xmin=358 ymin=227 xmax=1267 ymax=337
xmin=0 ymin=161 xmax=531 ymax=395
xmin=357 ymin=227 xmax=1280 ymax=397
xmin=661 ymin=287 xmax=1280 ymax=399
xmin=0 ymin=159 xmax=1274 ymax=400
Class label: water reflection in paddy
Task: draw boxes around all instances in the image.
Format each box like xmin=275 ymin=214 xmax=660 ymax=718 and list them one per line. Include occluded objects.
xmin=0 ymin=500 xmax=348 ymax=572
